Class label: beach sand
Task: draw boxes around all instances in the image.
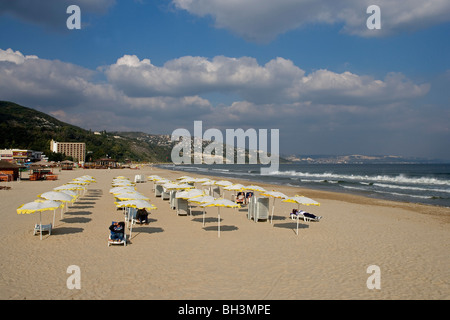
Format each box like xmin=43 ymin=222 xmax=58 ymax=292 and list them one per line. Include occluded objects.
xmin=0 ymin=166 xmax=449 ymax=300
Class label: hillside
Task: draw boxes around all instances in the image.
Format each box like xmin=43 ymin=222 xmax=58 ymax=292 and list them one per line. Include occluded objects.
xmin=0 ymin=101 xmax=172 ymax=162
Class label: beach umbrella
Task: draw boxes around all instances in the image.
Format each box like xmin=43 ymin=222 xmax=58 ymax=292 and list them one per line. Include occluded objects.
xmin=215 ymin=180 xmax=233 ymax=187
xmin=114 ymin=192 xmax=149 ymax=201
xmin=115 ymin=199 xmax=157 ymax=238
xmin=200 ymin=199 xmax=240 ymax=237
xmin=17 ymin=200 xmax=62 ymax=240
xmin=194 ymin=178 xmax=211 ymax=183
xmin=223 ymin=184 xmax=246 ymax=203
xmin=115 ymin=199 xmax=157 ymax=210
xmin=112 ymin=180 xmax=134 ymax=187
xmin=59 ymin=190 xmax=79 ymax=202
xmin=215 ymin=180 xmax=234 ymax=197
xmin=188 ymin=195 xmax=215 ymax=226
xmin=176 ymin=189 xmax=204 ymax=215
xmin=148 ymin=175 xmax=161 ymax=181
xmin=54 ymin=184 xmax=85 ymax=193
xmin=176 ymin=188 xmax=204 ymax=199
xmin=109 ymin=186 xmax=136 ymax=194
xmin=38 ymin=190 xmax=75 ymax=216
xmin=243 ymin=185 xmax=267 ymax=192
xmin=163 ymin=182 xmax=194 ymax=191
xmin=39 ymin=191 xmax=75 ymax=203
xmin=224 ymin=183 xmax=245 ymax=191
xmin=260 ymin=190 xmax=288 ymax=224
xmin=79 ymin=175 xmax=96 ymax=182
xmin=176 ymin=175 xmax=193 ymax=180
xmin=201 ymin=180 xmax=216 ymax=195
xmin=282 ymin=195 xmax=320 ymax=235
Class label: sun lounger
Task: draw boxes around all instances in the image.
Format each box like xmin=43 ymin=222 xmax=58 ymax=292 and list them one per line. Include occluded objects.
xmin=34 ymin=223 xmax=52 ymax=236
xmin=108 ymin=233 xmax=127 ymax=246
xmin=290 ymin=211 xmax=322 ymax=222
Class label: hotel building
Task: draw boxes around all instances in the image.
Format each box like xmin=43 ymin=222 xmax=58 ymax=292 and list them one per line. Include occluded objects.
xmin=50 ymin=139 xmax=86 ymax=163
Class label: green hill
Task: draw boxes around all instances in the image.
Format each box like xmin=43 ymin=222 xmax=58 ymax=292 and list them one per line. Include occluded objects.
xmin=0 ymin=101 xmax=172 ymax=162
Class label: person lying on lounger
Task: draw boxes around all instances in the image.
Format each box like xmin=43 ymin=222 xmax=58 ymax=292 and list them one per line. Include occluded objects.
xmin=290 ymin=209 xmax=322 ymax=220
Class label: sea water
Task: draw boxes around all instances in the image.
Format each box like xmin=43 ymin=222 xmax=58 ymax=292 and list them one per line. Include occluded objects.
xmin=157 ymin=163 xmax=450 ymax=208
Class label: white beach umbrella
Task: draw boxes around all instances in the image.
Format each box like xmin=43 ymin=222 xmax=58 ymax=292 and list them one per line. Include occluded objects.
xmin=114 ymin=192 xmax=150 ymax=201
xmin=175 ymin=189 xmax=204 ymax=199
xmin=200 ymin=199 xmax=240 ymax=237
xmin=115 ymin=199 xmax=157 ymax=238
xmin=201 ymin=180 xmax=216 ymax=195
xmin=243 ymin=185 xmax=267 ymax=192
xmin=109 ymin=186 xmax=136 ymax=194
xmin=38 ymin=190 xmax=75 ymax=217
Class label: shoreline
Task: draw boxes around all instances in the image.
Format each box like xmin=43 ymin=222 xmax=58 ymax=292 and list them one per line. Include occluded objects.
xmin=156 ymin=166 xmax=450 ymax=221
xmin=1 ymin=166 xmax=449 ymax=300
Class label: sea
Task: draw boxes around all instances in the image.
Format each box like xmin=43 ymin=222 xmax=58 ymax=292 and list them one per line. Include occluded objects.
xmin=156 ymin=163 xmax=450 ymax=208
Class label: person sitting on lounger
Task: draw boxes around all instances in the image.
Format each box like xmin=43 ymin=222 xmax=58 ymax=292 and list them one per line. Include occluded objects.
xmin=245 ymin=192 xmax=253 ymax=204
xmin=109 ymin=221 xmax=125 ymax=241
xmin=235 ymin=192 xmax=245 ymax=204
xmin=136 ymin=208 xmax=149 ymax=225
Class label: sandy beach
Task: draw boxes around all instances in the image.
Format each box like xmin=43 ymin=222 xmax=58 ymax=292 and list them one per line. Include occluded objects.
xmin=0 ymin=166 xmax=449 ymax=300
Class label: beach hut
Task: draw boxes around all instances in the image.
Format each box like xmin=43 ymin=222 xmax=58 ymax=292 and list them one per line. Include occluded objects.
xmin=0 ymin=160 xmax=20 ymax=181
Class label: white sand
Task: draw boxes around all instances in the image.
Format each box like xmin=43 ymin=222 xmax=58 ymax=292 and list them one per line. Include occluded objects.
xmin=0 ymin=166 xmax=449 ymax=300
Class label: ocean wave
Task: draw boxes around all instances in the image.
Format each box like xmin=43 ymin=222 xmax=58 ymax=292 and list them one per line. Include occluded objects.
xmin=268 ymin=171 xmax=450 ymax=186
xmin=373 ymin=183 xmax=450 ymax=194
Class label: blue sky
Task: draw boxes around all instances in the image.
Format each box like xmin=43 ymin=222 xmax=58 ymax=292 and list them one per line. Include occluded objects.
xmin=1 ymin=0 xmax=449 ymax=160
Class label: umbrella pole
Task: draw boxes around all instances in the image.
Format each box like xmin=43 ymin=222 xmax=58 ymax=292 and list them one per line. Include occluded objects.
xmin=271 ymin=198 xmax=276 ymax=225
xmin=202 ymin=208 xmax=205 ymax=227
xmin=218 ymin=208 xmax=220 ymax=238
xmin=53 ymin=209 xmax=56 ymax=227
xmin=39 ymin=212 xmax=42 ymax=240
xmin=296 ymin=215 xmax=299 ymax=235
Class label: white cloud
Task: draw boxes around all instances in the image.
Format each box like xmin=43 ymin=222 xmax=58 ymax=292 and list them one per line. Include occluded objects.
xmin=172 ymin=0 xmax=450 ymax=41
xmin=106 ymin=53 xmax=429 ymax=105
xmin=2 ymin=47 xmax=444 ymax=159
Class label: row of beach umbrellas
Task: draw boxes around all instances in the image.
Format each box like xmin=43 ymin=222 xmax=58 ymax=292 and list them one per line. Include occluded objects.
xmin=149 ymin=174 xmax=320 ymax=237
xmin=16 ymin=175 xmax=96 ymax=240
xmin=110 ymin=176 xmax=157 ymax=240
xmin=150 ymin=175 xmax=242 ymax=237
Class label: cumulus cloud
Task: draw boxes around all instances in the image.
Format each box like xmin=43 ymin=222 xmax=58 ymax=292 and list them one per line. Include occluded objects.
xmin=106 ymin=54 xmax=429 ymax=105
xmin=172 ymin=0 xmax=450 ymax=41
xmin=1 ymin=47 xmax=440 ymax=157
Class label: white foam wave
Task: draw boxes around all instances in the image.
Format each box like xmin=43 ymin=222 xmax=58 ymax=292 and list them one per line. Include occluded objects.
xmin=268 ymin=171 xmax=450 ymax=186
xmin=373 ymin=183 xmax=450 ymax=194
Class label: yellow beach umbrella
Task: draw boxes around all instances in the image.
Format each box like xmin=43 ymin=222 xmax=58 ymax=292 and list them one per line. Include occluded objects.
xmin=200 ymin=199 xmax=240 ymax=238
xmin=260 ymin=190 xmax=288 ymax=224
xmin=115 ymin=199 xmax=157 ymax=238
xmin=282 ymin=195 xmax=320 ymax=235
xmin=17 ymin=200 xmax=62 ymax=240
xmin=189 ymin=195 xmax=216 ymax=226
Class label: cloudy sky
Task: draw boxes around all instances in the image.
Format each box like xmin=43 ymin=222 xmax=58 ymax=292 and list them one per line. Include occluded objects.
xmin=1 ymin=0 xmax=449 ymax=160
